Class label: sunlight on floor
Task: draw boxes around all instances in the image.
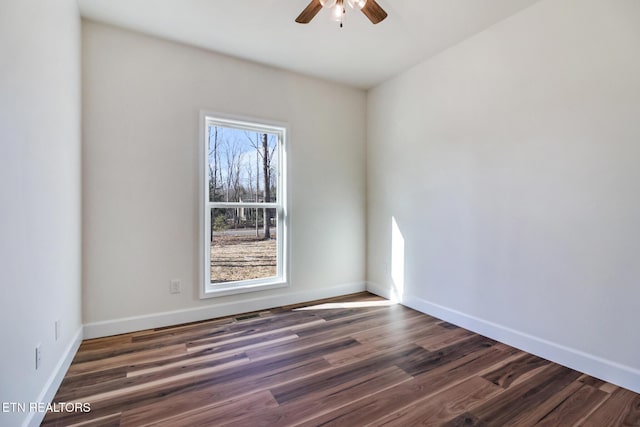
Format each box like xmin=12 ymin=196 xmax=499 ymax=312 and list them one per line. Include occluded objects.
xmin=294 ymin=300 xmax=397 ymax=311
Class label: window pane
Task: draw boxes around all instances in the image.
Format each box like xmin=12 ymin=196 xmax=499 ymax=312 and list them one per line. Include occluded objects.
xmin=210 ymin=208 xmax=278 ymax=284
xmin=208 ymin=126 xmax=278 ymax=203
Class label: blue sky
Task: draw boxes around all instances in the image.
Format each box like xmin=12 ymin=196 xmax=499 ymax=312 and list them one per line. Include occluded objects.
xmin=208 ymin=125 xmax=278 ymax=199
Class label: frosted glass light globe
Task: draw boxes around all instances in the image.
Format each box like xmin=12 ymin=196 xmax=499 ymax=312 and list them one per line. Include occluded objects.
xmin=319 ymin=0 xmax=337 ymax=8
xmin=330 ymin=3 xmax=344 ymax=21
xmin=347 ymin=0 xmax=367 ymax=9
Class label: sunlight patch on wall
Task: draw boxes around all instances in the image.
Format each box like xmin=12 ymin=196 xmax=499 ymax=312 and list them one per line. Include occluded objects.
xmin=391 ymin=216 xmax=405 ymax=303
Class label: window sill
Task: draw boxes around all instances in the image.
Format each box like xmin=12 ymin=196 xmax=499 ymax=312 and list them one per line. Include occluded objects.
xmin=201 ymin=280 xmax=288 ymax=299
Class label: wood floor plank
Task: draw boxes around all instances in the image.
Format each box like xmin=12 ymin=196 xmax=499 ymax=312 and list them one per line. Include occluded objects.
xmin=298 ymin=345 xmax=520 ymax=427
xmin=351 ymin=311 xmax=440 ymax=343
xmin=294 ymin=304 xmax=421 ymax=342
xmin=271 ymin=343 xmax=427 ymax=405
xmin=244 ymin=331 xmax=359 ymax=362
xmin=535 ymin=384 xmax=609 ymax=426
xmin=185 ymin=330 xmax=299 ymax=354
xmin=324 ymin=319 xmax=443 ymax=366
xmin=67 ymin=413 xmax=121 ymax=427
xmin=41 ymin=411 xmax=121 ymax=427
xmin=127 ymin=323 xmax=232 ymax=348
xmin=125 ymin=344 xmax=249 ymax=377
xmin=140 ymin=390 xmax=278 ymax=427
xmin=397 ymin=334 xmax=496 ymax=377
xmin=243 ymin=305 xmax=424 ymax=364
xmin=227 ymin=366 xmax=413 ymax=427
xmin=74 ymin=339 xmax=184 ymax=364
xmin=129 ymin=315 xmax=234 ymax=341
xmin=302 ymin=304 xmax=392 ymax=322
xmin=582 ymin=387 xmax=640 ymax=426
xmin=371 ymin=376 xmax=502 ymax=427
xmin=78 ymin=335 xmax=132 ymax=352
xmin=117 ymin=357 xmax=331 ymax=427
xmin=216 ymin=309 xmax=322 ymax=334
xmin=278 ymin=291 xmax=380 ymax=310
xmin=506 ymin=380 xmax=583 ymax=426
xmin=116 ymin=338 xmax=359 ymax=426
xmin=66 ymin=344 xmax=187 ymax=376
xmin=42 ymin=292 xmax=640 ymax=427
xmin=600 ymin=382 xmax=620 ymax=394
xmin=448 ymin=364 xmax=582 ymax=426
xmin=579 ymin=374 xmax=606 ymax=389
xmin=57 ymin=366 xmax=128 ymax=391
xmin=56 ymin=352 xmax=250 ymax=402
xmin=482 ymin=353 xmax=550 ymax=389
xmin=129 ymin=322 xmax=243 ymax=348
xmin=443 ymin=412 xmax=487 ymax=427
xmin=414 ymin=324 xmax=475 ymax=351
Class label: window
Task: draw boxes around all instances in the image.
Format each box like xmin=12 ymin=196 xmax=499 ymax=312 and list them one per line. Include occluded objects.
xmin=200 ymin=113 xmax=287 ymax=298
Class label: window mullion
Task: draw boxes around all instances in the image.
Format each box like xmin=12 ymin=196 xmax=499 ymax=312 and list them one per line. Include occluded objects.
xmin=211 ymin=202 xmax=279 ymax=209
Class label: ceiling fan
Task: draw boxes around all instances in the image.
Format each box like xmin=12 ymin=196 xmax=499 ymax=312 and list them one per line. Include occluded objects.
xmin=295 ymin=0 xmax=388 ymax=27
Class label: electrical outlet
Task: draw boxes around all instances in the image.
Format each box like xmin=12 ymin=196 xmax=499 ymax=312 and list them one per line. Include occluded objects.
xmin=169 ymin=279 xmax=181 ymax=294
xmin=55 ymin=320 xmax=60 ymax=341
xmin=35 ymin=345 xmax=42 ymax=370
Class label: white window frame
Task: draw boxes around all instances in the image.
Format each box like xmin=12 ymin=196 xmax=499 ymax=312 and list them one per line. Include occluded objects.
xmin=199 ymin=111 xmax=288 ymax=298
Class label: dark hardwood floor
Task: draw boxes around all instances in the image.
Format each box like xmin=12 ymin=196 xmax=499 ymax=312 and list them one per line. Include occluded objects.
xmin=43 ymin=292 xmax=640 ymax=426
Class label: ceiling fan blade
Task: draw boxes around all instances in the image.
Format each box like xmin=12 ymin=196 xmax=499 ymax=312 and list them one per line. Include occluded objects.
xmin=361 ymin=0 xmax=387 ymax=24
xmin=295 ymin=0 xmax=323 ymax=24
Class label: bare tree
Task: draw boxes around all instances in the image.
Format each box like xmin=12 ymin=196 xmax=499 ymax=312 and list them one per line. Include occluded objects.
xmin=221 ymin=137 xmax=243 ymax=227
xmin=261 ymin=133 xmax=271 ymax=239
xmin=243 ymin=132 xmax=277 ymax=240
xmin=233 ymin=152 xmax=243 ymax=200
xmin=244 ymin=158 xmax=256 ymax=230
xmin=223 ymin=139 xmax=239 ymax=200
xmin=209 ymin=126 xmax=221 ymax=242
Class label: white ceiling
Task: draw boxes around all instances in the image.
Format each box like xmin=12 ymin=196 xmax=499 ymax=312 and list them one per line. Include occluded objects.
xmin=78 ymin=0 xmax=540 ymax=89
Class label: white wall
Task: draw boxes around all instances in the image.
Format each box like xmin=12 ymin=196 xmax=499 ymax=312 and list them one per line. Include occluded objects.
xmin=367 ymin=0 xmax=640 ymax=392
xmin=0 ymin=0 xmax=83 ymax=426
xmin=82 ymin=21 xmax=366 ymax=335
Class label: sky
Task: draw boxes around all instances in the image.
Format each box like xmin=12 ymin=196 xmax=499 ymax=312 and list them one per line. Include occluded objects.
xmin=208 ymin=125 xmax=278 ymax=201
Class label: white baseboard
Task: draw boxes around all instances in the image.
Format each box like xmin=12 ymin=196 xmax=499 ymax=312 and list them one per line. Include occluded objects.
xmin=366 ymin=282 xmax=640 ymax=394
xmin=84 ymin=282 xmax=367 ymax=339
xmin=23 ymin=326 xmax=83 ymax=427
xmin=366 ymin=281 xmax=394 ymax=300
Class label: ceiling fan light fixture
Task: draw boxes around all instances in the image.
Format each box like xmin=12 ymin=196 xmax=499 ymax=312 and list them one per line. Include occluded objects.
xmin=295 ymin=0 xmax=386 ymax=26
xmin=330 ymin=3 xmax=344 ymax=21
xmin=347 ymin=0 xmax=367 ymax=10
xmin=319 ymin=0 xmax=337 ymax=8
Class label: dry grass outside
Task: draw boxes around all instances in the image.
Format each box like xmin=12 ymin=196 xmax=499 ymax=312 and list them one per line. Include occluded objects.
xmin=211 ymin=234 xmax=277 ymax=283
